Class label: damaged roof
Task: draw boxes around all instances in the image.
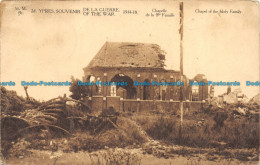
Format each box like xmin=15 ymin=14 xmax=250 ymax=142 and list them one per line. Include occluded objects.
xmin=85 ymin=42 xmax=166 ymax=69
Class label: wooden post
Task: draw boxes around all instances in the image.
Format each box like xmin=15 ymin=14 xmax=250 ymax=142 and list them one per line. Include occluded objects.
xmin=179 ymin=2 xmax=184 ymax=141
xmin=180 ymin=76 xmax=183 ymax=126
xmin=179 ymin=1 xmax=184 ymax=116
xmin=179 ymin=2 xmax=184 ymax=76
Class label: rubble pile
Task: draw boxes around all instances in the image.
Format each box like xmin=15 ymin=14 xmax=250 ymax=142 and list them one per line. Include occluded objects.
xmin=249 ymin=93 xmax=260 ymax=105
xmin=208 ymin=88 xmax=259 ymax=118
xmin=2 ymin=97 xmax=119 ymax=139
xmin=1 ymin=96 xmax=119 ymax=157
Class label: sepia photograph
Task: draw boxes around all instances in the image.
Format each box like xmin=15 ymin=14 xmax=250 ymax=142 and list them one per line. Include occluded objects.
xmin=0 ymin=0 xmax=259 ymax=164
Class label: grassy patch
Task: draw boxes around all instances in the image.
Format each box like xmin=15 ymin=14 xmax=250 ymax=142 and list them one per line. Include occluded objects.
xmin=133 ymin=112 xmax=259 ymax=149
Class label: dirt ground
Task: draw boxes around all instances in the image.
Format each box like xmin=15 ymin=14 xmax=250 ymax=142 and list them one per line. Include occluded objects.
xmin=1 ymin=113 xmax=259 ymax=165
xmin=2 ymin=148 xmax=258 ymax=165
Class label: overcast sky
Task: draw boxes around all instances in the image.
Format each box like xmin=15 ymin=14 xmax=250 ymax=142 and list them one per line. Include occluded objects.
xmin=1 ymin=1 xmax=259 ymax=100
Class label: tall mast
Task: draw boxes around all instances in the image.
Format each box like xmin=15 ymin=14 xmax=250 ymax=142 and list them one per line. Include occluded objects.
xmin=179 ymin=2 xmax=184 ymax=136
xmin=180 ymin=2 xmax=184 ymax=75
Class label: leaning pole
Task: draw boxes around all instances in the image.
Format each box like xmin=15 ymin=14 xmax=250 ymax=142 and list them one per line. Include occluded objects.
xmin=179 ymin=1 xmax=184 ymax=140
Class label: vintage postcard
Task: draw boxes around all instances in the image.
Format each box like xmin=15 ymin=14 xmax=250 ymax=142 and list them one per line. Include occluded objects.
xmin=0 ymin=0 xmax=259 ymax=164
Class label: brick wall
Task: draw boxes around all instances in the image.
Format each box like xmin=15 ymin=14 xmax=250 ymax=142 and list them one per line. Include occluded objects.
xmin=106 ymin=96 xmax=121 ymax=112
xmin=91 ymin=96 xmax=103 ymax=114
xmin=84 ymin=96 xmax=206 ymax=115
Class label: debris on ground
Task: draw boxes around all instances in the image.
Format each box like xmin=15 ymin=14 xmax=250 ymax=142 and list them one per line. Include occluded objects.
xmin=249 ymin=93 xmax=260 ymax=105
xmin=1 ymin=94 xmax=119 ymax=157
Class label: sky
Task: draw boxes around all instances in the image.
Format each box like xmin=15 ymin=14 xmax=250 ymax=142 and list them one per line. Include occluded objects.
xmin=1 ymin=1 xmax=259 ymax=101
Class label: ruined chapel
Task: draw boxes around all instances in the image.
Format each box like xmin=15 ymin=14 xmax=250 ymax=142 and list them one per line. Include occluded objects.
xmin=82 ymin=42 xmax=208 ymax=113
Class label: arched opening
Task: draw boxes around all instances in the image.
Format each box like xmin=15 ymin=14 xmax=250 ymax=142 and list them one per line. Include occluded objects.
xmin=86 ymin=75 xmax=96 ymax=97
xmin=110 ymin=74 xmax=136 ymax=99
xmin=143 ymin=79 xmax=151 ymax=100
xmin=191 ymin=81 xmax=199 ymax=101
xmin=96 ymin=77 xmax=102 ymax=95
xmin=160 ymin=79 xmax=167 ymax=100
xmin=87 ymin=75 xmax=95 ymax=82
